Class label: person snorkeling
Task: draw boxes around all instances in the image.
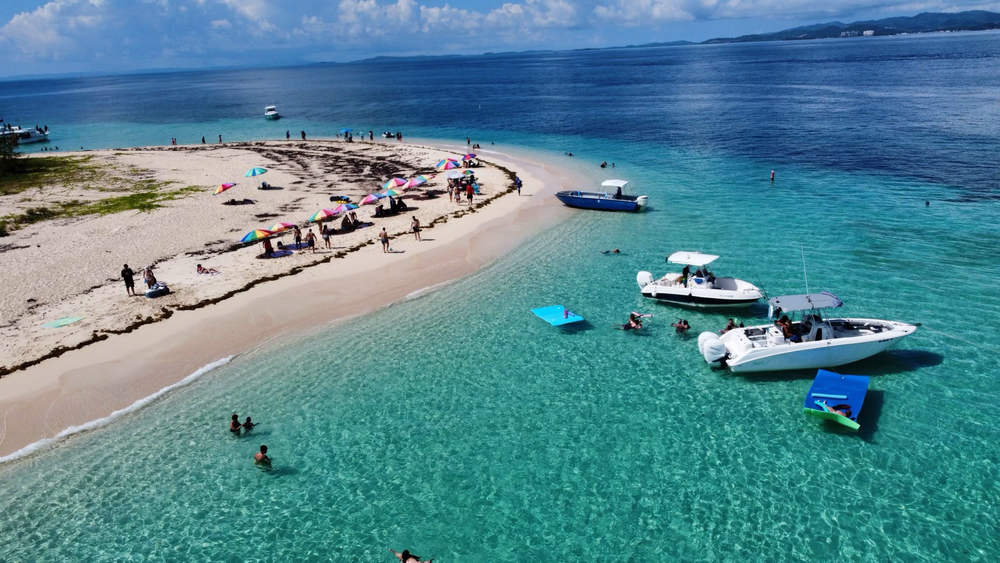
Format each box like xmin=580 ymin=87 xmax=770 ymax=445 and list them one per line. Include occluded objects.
xmin=390 ymin=549 xmax=433 ymax=563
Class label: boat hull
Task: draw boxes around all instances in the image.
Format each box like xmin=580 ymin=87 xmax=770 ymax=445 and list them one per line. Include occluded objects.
xmin=640 ymin=288 xmax=760 ymax=307
xmin=723 ymin=319 xmax=915 ymax=373
xmin=2 ymin=130 xmax=49 ymax=144
xmin=555 ymin=191 xmax=645 ymax=212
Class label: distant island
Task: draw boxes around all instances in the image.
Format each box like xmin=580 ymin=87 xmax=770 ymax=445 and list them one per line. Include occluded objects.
xmin=700 ymin=10 xmax=1000 ymax=44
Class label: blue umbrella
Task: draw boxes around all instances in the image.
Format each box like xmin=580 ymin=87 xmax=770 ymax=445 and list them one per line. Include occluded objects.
xmin=339 ymin=128 xmax=353 ymax=133
xmin=244 ymin=167 xmax=267 ymax=177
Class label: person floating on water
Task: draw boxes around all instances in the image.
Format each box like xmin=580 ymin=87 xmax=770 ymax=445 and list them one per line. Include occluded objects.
xmin=623 ymin=311 xmax=652 ymax=331
xmin=243 ymin=417 xmax=256 ymax=432
xmin=255 ymin=445 xmax=271 ymax=467
xmin=230 ymin=413 xmax=242 ymax=434
xmin=390 ymin=549 xmax=433 ymax=563
xmin=601 ymin=249 xmax=620 ymax=254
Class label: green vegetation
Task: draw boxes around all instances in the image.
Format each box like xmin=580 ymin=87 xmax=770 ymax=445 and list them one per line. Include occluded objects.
xmin=0 ymin=155 xmax=106 ymax=195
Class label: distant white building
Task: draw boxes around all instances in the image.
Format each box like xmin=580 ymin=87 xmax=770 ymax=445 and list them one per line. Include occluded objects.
xmin=863 ymin=30 xmax=875 ymax=36
xmin=840 ymin=31 xmax=859 ymax=37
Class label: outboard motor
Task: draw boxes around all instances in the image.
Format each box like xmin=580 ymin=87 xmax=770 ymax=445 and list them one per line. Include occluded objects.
xmin=698 ymin=332 xmax=727 ymax=367
xmin=636 ymin=271 xmax=654 ymax=289
xmin=636 ymin=195 xmax=648 ymax=208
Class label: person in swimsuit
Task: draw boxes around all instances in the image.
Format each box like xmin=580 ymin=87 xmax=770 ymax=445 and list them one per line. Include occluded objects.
xmin=390 ymin=549 xmax=433 ymax=563
xmin=197 ymin=264 xmax=219 ymax=275
xmin=623 ymin=312 xmax=650 ymax=331
xmin=242 ymin=417 xmax=256 ymax=432
xmin=254 ymin=445 xmax=271 ymax=467
xmin=322 ymin=225 xmax=332 ymax=249
xmin=293 ymin=226 xmax=303 ymax=250
xmin=306 ymin=230 xmax=317 ymax=253
xmin=819 ymin=401 xmax=852 ymax=418
xmin=411 ymin=216 xmax=421 ymax=241
xmin=379 ymin=228 xmax=390 ymax=253
xmin=121 ymin=264 xmax=136 ymax=296
xmin=229 ymin=414 xmax=242 ymax=434
xmin=144 ymin=266 xmax=157 ymax=289
xmin=466 ymin=183 xmax=473 ymax=204
xmin=720 ymin=319 xmax=737 ymax=334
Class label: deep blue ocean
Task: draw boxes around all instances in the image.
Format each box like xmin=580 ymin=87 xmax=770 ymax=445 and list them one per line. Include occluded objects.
xmin=1 ymin=32 xmax=999 ymax=562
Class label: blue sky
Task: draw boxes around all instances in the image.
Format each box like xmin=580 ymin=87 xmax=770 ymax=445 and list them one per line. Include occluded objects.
xmin=1 ymin=0 xmax=996 ymax=77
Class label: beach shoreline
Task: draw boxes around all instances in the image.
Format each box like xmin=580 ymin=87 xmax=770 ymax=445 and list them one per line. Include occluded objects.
xmin=0 ymin=140 xmax=579 ymax=459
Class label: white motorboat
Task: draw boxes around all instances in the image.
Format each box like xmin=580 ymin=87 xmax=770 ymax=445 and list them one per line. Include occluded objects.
xmin=637 ymin=251 xmax=762 ymax=307
xmin=264 ymin=106 xmax=280 ymax=120
xmin=1 ymin=125 xmax=50 ymax=144
xmin=697 ymin=292 xmax=917 ymax=373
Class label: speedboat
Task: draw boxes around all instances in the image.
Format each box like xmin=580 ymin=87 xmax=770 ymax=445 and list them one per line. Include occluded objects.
xmin=637 ymin=251 xmax=762 ymax=307
xmin=264 ymin=106 xmax=280 ymax=120
xmin=697 ymin=292 xmax=917 ymax=373
xmin=1 ymin=125 xmax=49 ymax=144
xmin=554 ymin=179 xmax=647 ymax=212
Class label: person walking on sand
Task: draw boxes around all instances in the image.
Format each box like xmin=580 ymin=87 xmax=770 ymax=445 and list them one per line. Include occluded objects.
xmin=411 ymin=216 xmax=421 ymax=242
xmin=293 ymin=226 xmax=303 ymax=250
xmin=379 ymin=228 xmax=390 ymax=253
xmin=515 ymin=176 xmax=522 ymax=195
xmin=121 ymin=264 xmax=136 ymax=296
xmin=466 ymin=183 xmax=474 ymax=205
xmin=306 ymin=229 xmax=317 ymax=253
xmin=201 ymin=136 xmax=206 ymax=145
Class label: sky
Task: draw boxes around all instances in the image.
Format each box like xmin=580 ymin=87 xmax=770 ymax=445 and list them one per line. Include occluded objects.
xmin=0 ymin=0 xmax=997 ymax=77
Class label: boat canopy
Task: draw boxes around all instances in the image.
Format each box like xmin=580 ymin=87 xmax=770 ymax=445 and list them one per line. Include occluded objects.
xmin=265 ymin=106 xmax=276 ymax=111
xmin=601 ymin=179 xmax=629 ymax=189
xmin=667 ymin=251 xmax=719 ymax=267
xmin=768 ymin=291 xmax=843 ymax=313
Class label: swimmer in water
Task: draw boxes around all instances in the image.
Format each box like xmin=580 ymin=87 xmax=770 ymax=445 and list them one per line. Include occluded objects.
xmin=601 ymin=249 xmax=621 ymax=254
xmin=254 ymin=445 xmax=271 ymax=467
xmin=243 ymin=417 xmax=256 ymax=432
xmin=390 ymin=549 xmax=434 ymax=563
xmin=622 ymin=312 xmax=651 ymax=331
xmin=229 ymin=413 xmax=242 ymax=434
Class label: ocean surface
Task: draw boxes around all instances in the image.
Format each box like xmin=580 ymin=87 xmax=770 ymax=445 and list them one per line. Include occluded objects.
xmin=2 ymin=32 xmax=999 ymax=562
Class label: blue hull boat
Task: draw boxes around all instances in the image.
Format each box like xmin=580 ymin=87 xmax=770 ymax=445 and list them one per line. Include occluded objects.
xmin=554 ymin=191 xmax=647 ymax=212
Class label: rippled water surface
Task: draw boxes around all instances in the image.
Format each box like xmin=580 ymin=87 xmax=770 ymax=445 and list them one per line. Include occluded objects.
xmin=1 ymin=32 xmax=999 ymax=563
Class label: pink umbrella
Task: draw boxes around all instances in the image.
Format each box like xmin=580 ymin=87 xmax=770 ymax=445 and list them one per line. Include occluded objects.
xmin=381 ymin=178 xmax=407 ymax=190
xmin=462 ymin=153 xmax=477 ymax=161
xmin=402 ymin=176 xmax=427 ymax=189
xmin=359 ymin=193 xmax=386 ymax=206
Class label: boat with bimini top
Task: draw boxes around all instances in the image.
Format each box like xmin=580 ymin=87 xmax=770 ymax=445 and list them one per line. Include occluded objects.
xmin=637 ymin=251 xmax=762 ymax=307
xmin=1 ymin=124 xmax=50 ymax=144
xmin=697 ymin=291 xmax=916 ymax=373
xmin=264 ymin=106 xmax=281 ymax=120
xmin=554 ymin=179 xmax=647 ymax=212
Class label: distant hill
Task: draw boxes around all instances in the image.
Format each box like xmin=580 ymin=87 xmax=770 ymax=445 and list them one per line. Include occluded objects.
xmin=703 ymin=10 xmax=1000 ymax=43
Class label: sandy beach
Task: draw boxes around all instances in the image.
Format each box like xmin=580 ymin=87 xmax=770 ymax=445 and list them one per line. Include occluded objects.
xmin=0 ymin=139 xmax=578 ymax=458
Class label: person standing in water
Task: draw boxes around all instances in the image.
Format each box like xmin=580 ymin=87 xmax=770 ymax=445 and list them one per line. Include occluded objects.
xmin=254 ymin=445 xmax=271 ymax=467
xmin=229 ymin=414 xmax=242 ymax=434
xmin=390 ymin=549 xmax=433 ymax=563
xmin=242 ymin=417 xmax=256 ymax=432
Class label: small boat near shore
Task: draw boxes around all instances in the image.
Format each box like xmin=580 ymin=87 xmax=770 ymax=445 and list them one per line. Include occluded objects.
xmin=1 ymin=125 xmax=50 ymax=144
xmin=554 ymin=179 xmax=647 ymax=212
xmin=637 ymin=251 xmax=762 ymax=307
xmin=264 ymin=106 xmax=280 ymax=120
xmin=698 ymin=292 xmax=916 ymax=373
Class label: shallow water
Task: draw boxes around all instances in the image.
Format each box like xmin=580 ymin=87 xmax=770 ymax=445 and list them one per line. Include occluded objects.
xmin=1 ymin=32 xmax=999 ymax=562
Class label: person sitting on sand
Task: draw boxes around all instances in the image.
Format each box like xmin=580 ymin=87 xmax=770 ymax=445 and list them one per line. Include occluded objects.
xmin=254 ymin=445 xmax=271 ymax=467
xmin=390 ymin=549 xmax=433 ymax=563
xmin=230 ymin=414 xmax=242 ymax=434
xmin=243 ymin=417 xmax=256 ymax=431
xmin=197 ymin=264 xmax=219 ymax=275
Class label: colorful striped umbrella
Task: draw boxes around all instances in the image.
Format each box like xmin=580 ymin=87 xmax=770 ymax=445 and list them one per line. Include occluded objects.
xmin=244 ymin=167 xmax=268 ymax=177
xmin=330 ymin=203 xmax=358 ymax=215
xmin=435 ymin=159 xmax=460 ymax=170
xmin=269 ymin=222 xmax=296 ymax=232
xmin=214 ymin=182 xmax=237 ymax=195
xmin=462 ymin=153 xmax=477 ymax=161
xmin=383 ymin=189 xmax=402 ymax=197
xmin=401 ymin=176 xmax=427 ymax=189
xmin=240 ymin=229 xmax=274 ymax=243
xmin=381 ymin=177 xmax=407 ymax=190
xmin=359 ymin=193 xmax=386 ymax=206
xmin=463 ymin=170 xmax=476 ymax=175
xmin=308 ymin=209 xmax=337 ymax=222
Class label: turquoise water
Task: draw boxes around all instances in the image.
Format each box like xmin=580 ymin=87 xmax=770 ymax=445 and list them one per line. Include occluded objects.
xmin=2 ymin=34 xmax=1000 ymax=562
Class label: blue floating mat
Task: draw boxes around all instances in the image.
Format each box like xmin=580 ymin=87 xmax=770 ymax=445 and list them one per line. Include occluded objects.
xmin=531 ymin=305 xmax=584 ymax=326
xmin=41 ymin=316 xmax=84 ymax=328
xmin=803 ymin=369 xmax=869 ymax=431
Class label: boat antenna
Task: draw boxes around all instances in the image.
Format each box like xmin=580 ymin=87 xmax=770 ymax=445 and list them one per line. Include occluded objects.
xmin=800 ymin=246 xmax=810 ymax=294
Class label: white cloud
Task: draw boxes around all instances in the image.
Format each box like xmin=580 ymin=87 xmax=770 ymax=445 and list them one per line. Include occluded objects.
xmin=0 ymin=0 xmax=104 ymax=58
xmin=211 ymin=18 xmax=231 ymax=27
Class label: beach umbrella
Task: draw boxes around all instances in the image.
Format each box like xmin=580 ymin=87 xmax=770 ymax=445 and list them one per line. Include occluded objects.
xmin=269 ymin=222 xmax=296 ymax=232
xmin=240 ymin=229 xmax=274 ymax=243
xmin=401 ymin=177 xmax=427 ymax=189
xmin=383 ymin=189 xmax=402 ymax=197
xmin=244 ymin=167 xmax=268 ymax=177
xmin=463 ymin=170 xmax=476 ymax=175
xmin=339 ymin=128 xmax=353 ymax=133
xmin=330 ymin=203 xmax=358 ymax=215
xmin=214 ymin=182 xmax=236 ymax=195
xmin=359 ymin=193 xmax=386 ymax=206
xmin=436 ymin=159 xmax=460 ymax=170
xmin=462 ymin=153 xmax=477 ymax=161
xmin=381 ymin=177 xmax=407 ymax=190
xmin=445 ymin=170 xmax=464 ymax=179
xmin=308 ymin=209 xmax=338 ymax=222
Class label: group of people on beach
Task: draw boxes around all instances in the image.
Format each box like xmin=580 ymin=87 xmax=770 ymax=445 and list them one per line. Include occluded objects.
xmin=448 ymin=177 xmax=476 ymax=205
xmin=120 ymin=264 xmax=159 ymax=295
